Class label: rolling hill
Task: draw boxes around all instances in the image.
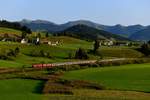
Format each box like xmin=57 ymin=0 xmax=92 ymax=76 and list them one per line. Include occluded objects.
xmin=103 ymin=24 xmax=146 ymax=37
xmin=20 ymin=19 xmax=147 ymax=39
xmin=56 ymin=24 xmax=130 ymax=41
xmin=130 ymin=26 xmax=150 ymax=41
xmin=20 ymin=19 xmax=59 ymax=32
xmin=0 ymin=27 xmax=22 ymax=39
xmin=0 ymin=27 xmax=22 ymax=35
xmin=60 ymin=20 xmax=146 ymax=37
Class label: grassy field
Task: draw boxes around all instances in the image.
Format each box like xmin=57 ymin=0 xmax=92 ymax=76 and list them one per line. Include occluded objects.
xmin=63 ymin=63 xmax=150 ymax=93
xmin=0 ymin=79 xmax=45 ymax=100
xmin=47 ymin=36 xmax=93 ymax=49
xmin=0 ymin=36 xmax=144 ymax=68
xmin=99 ymin=46 xmax=144 ymax=58
xmin=48 ymin=89 xmax=150 ymax=100
xmin=0 ymin=79 xmax=149 ymax=100
xmin=0 ymin=27 xmax=22 ymax=36
xmin=0 ymin=41 xmax=76 ymax=68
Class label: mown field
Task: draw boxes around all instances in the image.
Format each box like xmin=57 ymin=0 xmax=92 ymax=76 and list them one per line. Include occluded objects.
xmin=48 ymin=89 xmax=150 ymax=100
xmin=0 ymin=27 xmax=22 ymax=35
xmin=0 ymin=79 xmax=149 ymax=100
xmin=0 ymin=79 xmax=45 ymax=100
xmin=63 ymin=63 xmax=150 ymax=93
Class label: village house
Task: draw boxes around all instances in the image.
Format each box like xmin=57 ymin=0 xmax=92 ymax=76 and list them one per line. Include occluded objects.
xmin=41 ymin=40 xmax=59 ymax=46
xmin=99 ymin=39 xmax=114 ymax=46
xmin=21 ymin=38 xmax=28 ymax=44
xmin=115 ymin=41 xmax=130 ymax=46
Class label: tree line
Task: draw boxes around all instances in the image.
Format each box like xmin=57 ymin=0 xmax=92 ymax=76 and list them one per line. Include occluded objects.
xmin=0 ymin=20 xmax=31 ymax=33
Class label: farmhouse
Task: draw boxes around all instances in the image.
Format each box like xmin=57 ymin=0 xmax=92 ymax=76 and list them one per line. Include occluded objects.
xmin=115 ymin=41 xmax=129 ymax=46
xmin=100 ymin=39 xmax=114 ymax=46
xmin=21 ymin=38 xmax=28 ymax=44
xmin=41 ymin=40 xmax=59 ymax=46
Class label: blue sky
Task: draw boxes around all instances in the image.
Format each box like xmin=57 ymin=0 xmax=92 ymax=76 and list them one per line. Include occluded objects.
xmin=0 ymin=0 xmax=150 ymax=25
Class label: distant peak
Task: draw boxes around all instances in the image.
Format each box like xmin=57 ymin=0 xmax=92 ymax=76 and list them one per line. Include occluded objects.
xmin=114 ymin=24 xmax=125 ymax=28
xmin=21 ymin=19 xmax=57 ymax=25
xmin=115 ymin=24 xmax=123 ymax=26
xmin=21 ymin=19 xmax=32 ymax=23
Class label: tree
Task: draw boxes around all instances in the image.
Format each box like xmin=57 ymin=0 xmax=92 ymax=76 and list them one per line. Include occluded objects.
xmin=7 ymin=49 xmax=15 ymax=57
xmin=148 ymin=40 xmax=150 ymax=45
xmin=141 ymin=43 xmax=150 ymax=56
xmin=40 ymin=50 xmax=45 ymax=57
xmin=21 ymin=32 xmax=27 ymax=39
xmin=68 ymin=52 xmax=73 ymax=59
xmin=45 ymin=32 xmax=49 ymax=37
xmin=93 ymin=40 xmax=100 ymax=53
xmin=37 ymin=33 xmax=41 ymax=38
xmin=15 ymin=47 xmax=20 ymax=55
xmin=0 ymin=20 xmax=31 ymax=34
xmin=22 ymin=26 xmax=31 ymax=34
xmin=75 ymin=48 xmax=89 ymax=59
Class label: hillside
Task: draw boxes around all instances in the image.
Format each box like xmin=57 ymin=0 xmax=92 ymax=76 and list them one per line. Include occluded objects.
xmin=0 ymin=20 xmax=31 ymax=33
xmin=61 ymin=21 xmax=146 ymax=37
xmin=0 ymin=27 xmax=22 ymax=38
xmin=20 ymin=19 xmax=147 ymax=39
xmin=0 ymin=27 xmax=22 ymax=35
xmin=103 ymin=24 xmax=146 ymax=37
xmin=130 ymin=26 xmax=150 ymax=41
xmin=56 ymin=24 xmax=130 ymax=41
xmin=20 ymin=19 xmax=59 ymax=32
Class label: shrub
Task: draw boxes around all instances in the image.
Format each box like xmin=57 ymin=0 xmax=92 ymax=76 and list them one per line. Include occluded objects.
xmin=75 ymin=48 xmax=89 ymax=59
xmin=28 ymin=50 xmax=52 ymax=58
xmin=140 ymin=43 xmax=150 ymax=56
xmin=0 ymin=48 xmax=20 ymax=60
xmin=58 ymin=79 xmax=105 ymax=90
xmin=42 ymin=80 xmax=73 ymax=95
xmin=14 ymin=47 xmax=20 ymax=55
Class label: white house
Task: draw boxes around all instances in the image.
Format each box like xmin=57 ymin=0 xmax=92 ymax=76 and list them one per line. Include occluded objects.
xmin=48 ymin=41 xmax=59 ymax=46
xmin=21 ymin=38 xmax=28 ymax=44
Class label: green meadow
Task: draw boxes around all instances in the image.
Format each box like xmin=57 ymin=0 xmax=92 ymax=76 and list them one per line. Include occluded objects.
xmin=63 ymin=63 xmax=150 ymax=93
xmin=0 ymin=79 xmax=45 ymax=100
xmin=0 ymin=37 xmax=144 ymax=68
xmin=0 ymin=27 xmax=22 ymax=35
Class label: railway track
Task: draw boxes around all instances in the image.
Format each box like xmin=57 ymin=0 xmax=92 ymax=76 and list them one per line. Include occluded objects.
xmin=32 ymin=58 xmax=132 ymax=68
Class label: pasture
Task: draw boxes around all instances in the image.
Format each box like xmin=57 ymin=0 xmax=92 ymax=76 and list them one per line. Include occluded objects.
xmin=0 ymin=79 xmax=45 ymax=100
xmin=0 ymin=36 xmax=144 ymax=68
xmin=0 ymin=27 xmax=22 ymax=36
xmin=63 ymin=63 xmax=150 ymax=92
xmin=0 ymin=78 xmax=149 ymax=100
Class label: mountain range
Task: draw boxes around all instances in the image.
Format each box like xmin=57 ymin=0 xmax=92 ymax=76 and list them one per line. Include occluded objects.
xmin=56 ymin=24 xmax=129 ymax=41
xmin=19 ymin=19 xmax=150 ymax=41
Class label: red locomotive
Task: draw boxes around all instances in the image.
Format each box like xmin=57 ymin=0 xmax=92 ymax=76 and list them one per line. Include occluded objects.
xmin=32 ymin=60 xmax=97 ymax=69
xmin=32 ymin=63 xmax=55 ymax=69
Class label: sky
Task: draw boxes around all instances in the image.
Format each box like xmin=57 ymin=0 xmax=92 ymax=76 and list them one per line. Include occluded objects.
xmin=0 ymin=0 xmax=150 ymax=25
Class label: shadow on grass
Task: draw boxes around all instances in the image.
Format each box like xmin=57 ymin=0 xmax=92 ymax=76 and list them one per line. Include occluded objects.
xmin=33 ymin=80 xmax=46 ymax=94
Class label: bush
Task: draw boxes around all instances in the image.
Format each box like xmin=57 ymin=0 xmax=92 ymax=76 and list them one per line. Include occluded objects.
xmin=0 ymin=48 xmax=20 ymax=60
xmin=140 ymin=43 xmax=150 ymax=56
xmin=58 ymin=79 xmax=105 ymax=90
xmin=75 ymin=48 xmax=89 ymax=59
xmin=28 ymin=50 xmax=52 ymax=58
xmin=42 ymin=80 xmax=73 ymax=95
